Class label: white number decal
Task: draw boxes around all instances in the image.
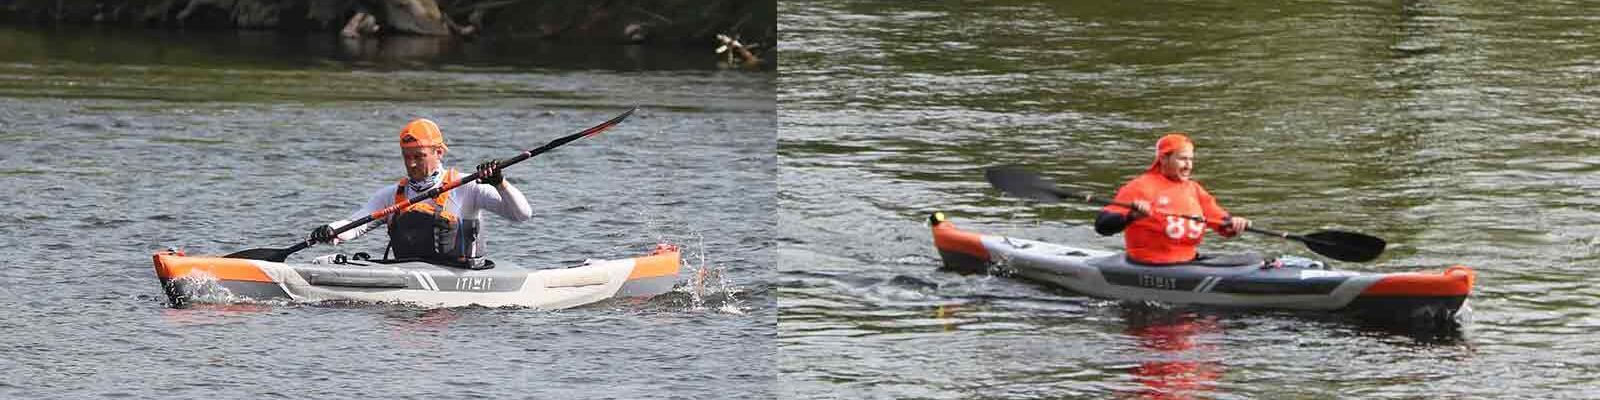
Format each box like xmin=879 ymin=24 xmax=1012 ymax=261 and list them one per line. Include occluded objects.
xmin=1164 ymin=216 xmax=1205 ymax=240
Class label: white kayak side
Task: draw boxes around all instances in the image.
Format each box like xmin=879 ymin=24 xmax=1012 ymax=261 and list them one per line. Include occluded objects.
xmin=154 ymin=245 xmax=681 ymax=309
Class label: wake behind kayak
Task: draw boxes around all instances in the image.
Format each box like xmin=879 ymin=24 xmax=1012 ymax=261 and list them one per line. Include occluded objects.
xmin=928 ymin=212 xmax=1474 ymax=329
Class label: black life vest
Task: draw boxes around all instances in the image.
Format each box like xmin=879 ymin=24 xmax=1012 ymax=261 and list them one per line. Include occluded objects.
xmin=385 ymin=169 xmax=485 ymax=267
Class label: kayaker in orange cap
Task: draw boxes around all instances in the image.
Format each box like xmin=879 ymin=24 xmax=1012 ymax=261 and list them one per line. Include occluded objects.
xmin=1094 ymin=133 xmax=1251 ymax=265
xmin=308 ymin=118 xmax=532 ymax=268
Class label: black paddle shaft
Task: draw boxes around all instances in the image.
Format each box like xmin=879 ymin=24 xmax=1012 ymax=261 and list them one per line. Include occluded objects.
xmin=983 ymin=166 xmax=1387 ymax=262
xmin=325 ymin=106 xmax=637 ymax=238
xmin=225 ymin=106 xmax=638 ymax=262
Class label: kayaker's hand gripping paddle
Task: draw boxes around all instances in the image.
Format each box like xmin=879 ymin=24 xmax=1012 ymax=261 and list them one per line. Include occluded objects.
xmin=983 ymin=166 xmax=1387 ymax=263
xmin=225 ymin=106 xmax=639 ymax=262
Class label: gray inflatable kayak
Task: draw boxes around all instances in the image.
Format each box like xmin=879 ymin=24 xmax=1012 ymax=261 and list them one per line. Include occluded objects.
xmin=930 ymin=213 xmax=1474 ymax=325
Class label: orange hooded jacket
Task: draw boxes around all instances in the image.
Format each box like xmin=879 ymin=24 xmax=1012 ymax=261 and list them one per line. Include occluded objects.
xmin=1100 ymin=134 xmax=1236 ymax=264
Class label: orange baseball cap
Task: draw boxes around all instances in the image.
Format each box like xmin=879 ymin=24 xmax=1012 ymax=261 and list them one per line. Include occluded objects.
xmin=399 ymin=118 xmax=447 ymax=149
xmin=1147 ymin=132 xmax=1193 ymax=172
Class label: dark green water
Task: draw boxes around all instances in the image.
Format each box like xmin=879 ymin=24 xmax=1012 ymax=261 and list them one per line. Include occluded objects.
xmin=779 ymin=0 xmax=1599 ymax=398
xmin=0 ymin=27 xmax=776 ymax=398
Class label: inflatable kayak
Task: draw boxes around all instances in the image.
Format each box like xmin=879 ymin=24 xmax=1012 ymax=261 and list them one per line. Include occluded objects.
xmin=153 ymin=244 xmax=681 ymax=309
xmin=929 ymin=213 xmax=1475 ymax=325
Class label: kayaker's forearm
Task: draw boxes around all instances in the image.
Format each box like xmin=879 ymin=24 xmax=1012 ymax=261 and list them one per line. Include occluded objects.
xmin=335 ymin=186 xmax=396 ymax=242
xmin=493 ymin=181 xmax=533 ymax=222
xmin=349 ymin=185 xmax=394 ymax=223
xmin=324 ymin=218 xmax=378 ymax=242
xmin=1095 ymin=211 xmax=1131 ymax=236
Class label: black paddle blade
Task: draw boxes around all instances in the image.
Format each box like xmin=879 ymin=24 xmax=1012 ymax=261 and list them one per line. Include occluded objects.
xmin=581 ymin=106 xmax=636 ymax=138
xmin=224 ymin=247 xmax=292 ymax=262
xmin=984 ymin=167 xmax=1066 ymax=203
xmin=1301 ymin=230 xmax=1387 ymax=262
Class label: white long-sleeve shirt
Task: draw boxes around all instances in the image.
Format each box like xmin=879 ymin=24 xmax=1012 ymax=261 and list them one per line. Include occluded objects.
xmin=333 ymin=168 xmax=533 ymax=242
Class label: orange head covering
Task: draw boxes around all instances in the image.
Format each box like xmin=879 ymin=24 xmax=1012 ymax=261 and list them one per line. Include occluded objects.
xmin=399 ymin=118 xmax=447 ymax=150
xmin=1147 ymin=132 xmax=1193 ymax=172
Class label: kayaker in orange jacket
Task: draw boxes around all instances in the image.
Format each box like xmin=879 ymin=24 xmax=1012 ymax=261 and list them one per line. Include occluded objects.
xmin=308 ymin=118 xmax=532 ymax=268
xmin=1094 ymin=133 xmax=1251 ymax=264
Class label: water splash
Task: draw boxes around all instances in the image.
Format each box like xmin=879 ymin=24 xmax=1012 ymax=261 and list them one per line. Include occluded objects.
xmin=1452 ymin=300 xmax=1473 ymax=327
xmin=166 ymin=270 xmax=241 ymax=306
xmin=678 ymin=234 xmax=746 ymax=315
xmin=160 ymin=269 xmax=292 ymax=309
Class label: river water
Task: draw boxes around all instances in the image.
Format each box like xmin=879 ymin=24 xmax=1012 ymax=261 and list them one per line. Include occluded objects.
xmin=0 ymin=28 xmax=775 ymax=398
xmin=779 ymin=1 xmax=1598 ymax=399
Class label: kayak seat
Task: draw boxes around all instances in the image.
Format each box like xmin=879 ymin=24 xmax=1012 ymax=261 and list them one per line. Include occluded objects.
xmin=1104 ymin=252 xmax=1268 ymax=268
xmin=1187 ymin=252 xmax=1267 ymax=268
xmin=370 ymin=257 xmax=497 ymax=270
